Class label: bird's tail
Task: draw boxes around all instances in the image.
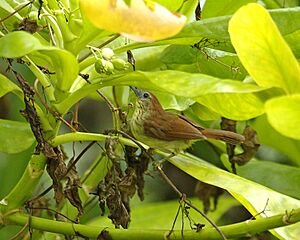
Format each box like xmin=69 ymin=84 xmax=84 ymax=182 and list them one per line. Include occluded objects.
xmin=200 ymin=129 xmax=245 ymax=145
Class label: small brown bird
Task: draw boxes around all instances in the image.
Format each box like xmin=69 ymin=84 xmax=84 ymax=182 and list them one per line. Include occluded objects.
xmin=130 ymin=87 xmax=245 ymax=152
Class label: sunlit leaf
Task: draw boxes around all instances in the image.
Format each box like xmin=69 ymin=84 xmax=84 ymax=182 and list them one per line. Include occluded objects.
xmin=229 ymin=3 xmax=300 ymax=93
xmin=0 ymin=119 xmax=35 ymax=154
xmin=58 ymin=70 xmax=270 ymax=119
xmin=196 ymin=92 xmax=264 ymax=120
xmin=265 ymin=95 xmax=300 ymax=140
xmin=79 ymin=0 xmax=186 ymax=41
xmin=154 ymin=91 xmax=194 ymax=111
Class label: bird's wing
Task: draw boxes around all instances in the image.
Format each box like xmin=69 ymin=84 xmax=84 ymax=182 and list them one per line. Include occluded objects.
xmin=143 ymin=112 xmax=206 ymax=140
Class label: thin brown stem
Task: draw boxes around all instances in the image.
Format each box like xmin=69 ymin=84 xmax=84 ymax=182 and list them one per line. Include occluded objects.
xmin=155 ymin=163 xmax=227 ymax=240
xmin=8 ymin=222 xmax=29 ymax=240
xmin=65 ymin=141 xmax=96 ymax=177
xmin=166 ymin=204 xmax=181 ymax=239
xmin=72 ymin=102 xmax=80 ymax=131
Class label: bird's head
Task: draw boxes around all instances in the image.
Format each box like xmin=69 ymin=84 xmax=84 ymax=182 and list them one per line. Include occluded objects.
xmin=130 ymin=86 xmax=163 ymax=112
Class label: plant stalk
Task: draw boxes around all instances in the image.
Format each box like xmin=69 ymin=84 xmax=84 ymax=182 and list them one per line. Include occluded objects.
xmin=4 ymin=209 xmax=300 ymax=239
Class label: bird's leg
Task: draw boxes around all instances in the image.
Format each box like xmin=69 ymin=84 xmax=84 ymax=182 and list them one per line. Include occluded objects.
xmin=156 ymin=152 xmax=176 ymax=167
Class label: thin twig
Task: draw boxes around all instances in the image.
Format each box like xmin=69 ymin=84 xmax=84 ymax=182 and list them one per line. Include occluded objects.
xmin=0 ymin=0 xmax=34 ymax=23
xmin=166 ymin=204 xmax=181 ymax=239
xmin=8 ymin=222 xmax=29 ymax=240
xmin=65 ymin=141 xmax=96 ymax=177
xmin=155 ymin=163 xmax=227 ymax=240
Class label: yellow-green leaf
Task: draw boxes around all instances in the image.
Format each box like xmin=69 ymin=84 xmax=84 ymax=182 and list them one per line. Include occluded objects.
xmin=229 ymin=3 xmax=300 ymax=93
xmin=265 ymin=95 xmax=300 ymax=140
xmin=79 ymin=0 xmax=186 ymax=42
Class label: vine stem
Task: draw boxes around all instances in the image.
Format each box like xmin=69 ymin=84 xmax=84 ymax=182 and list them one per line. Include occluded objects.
xmin=51 ymin=132 xmax=140 ymax=148
xmin=5 ymin=208 xmax=300 ymax=239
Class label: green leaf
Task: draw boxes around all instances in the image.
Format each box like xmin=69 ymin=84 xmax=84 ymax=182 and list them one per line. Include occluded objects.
xmin=160 ymin=45 xmax=247 ymax=80
xmin=0 ymin=119 xmax=35 ymax=154
xmin=58 ymin=70 xmax=269 ymax=119
xmin=238 ymin=160 xmax=300 ymax=200
xmin=229 ymin=3 xmax=300 ymax=93
xmin=0 ymin=32 xmax=43 ymax=58
xmin=196 ymin=92 xmax=264 ymax=120
xmin=265 ymin=95 xmax=300 ymax=140
xmin=116 ymin=71 xmax=266 ymax=97
xmin=0 ymin=31 xmax=79 ymax=94
xmin=169 ymin=153 xmax=300 ymax=239
xmin=30 ymin=49 xmax=78 ymax=93
xmin=202 ymin=0 xmax=256 ymax=19
xmin=154 ymin=91 xmax=195 ymax=111
xmin=132 ymin=71 xmax=267 ymax=120
xmin=0 ymin=74 xmax=22 ymax=98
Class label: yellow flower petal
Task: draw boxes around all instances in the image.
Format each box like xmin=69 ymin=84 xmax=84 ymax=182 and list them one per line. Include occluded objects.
xmin=80 ymin=0 xmax=186 ymax=42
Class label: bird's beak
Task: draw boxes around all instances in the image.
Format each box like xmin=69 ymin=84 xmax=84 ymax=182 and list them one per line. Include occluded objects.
xmin=130 ymin=86 xmax=144 ymax=98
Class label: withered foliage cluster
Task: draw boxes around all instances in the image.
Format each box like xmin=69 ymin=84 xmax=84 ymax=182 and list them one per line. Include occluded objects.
xmin=193 ymin=118 xmax=260 ymax=213
xmin=7 ymin=57 xmax=151 ymax=231
xmin=7 ymin=64 xmax=83 ymax=223
xmin=46 ymin=147 xmax=83 ymax=221
xmin=221 ymin=117 xmax=260 ymax=174
xmin=96 ymin=139 xmax=150 ymax=229
xmin=195 ymin=182 xmax=224 ymax=214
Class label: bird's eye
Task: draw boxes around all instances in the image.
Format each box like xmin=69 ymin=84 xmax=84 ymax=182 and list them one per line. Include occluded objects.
xmin=143 ymin=92 xmax=150 ymax=98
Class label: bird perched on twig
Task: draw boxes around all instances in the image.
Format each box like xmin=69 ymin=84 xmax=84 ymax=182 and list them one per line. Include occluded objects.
xmin=129 ymin=87 xmax=245 ymax=153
